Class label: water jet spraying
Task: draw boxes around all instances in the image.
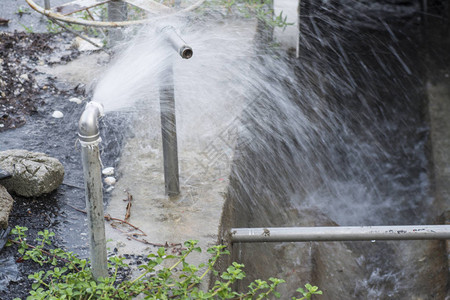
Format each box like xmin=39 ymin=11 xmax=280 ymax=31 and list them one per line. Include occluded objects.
xmin=77 ymin=26 xmax=193 ymax=275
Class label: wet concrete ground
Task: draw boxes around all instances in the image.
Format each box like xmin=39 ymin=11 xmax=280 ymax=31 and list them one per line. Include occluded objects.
xmin=102 ymin=19 xmax=259 ymax=286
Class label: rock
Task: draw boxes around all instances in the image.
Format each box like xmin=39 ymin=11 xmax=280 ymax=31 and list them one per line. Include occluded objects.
xmin=69 ymin=97 xmax=83 ymax=105
xmin=0 ymin=150 xmax=64 ymax=197
xmin=102 ymin=167 xmax=114 ymax=176
xmin=104 ymin=177 xmax=116 ymax=186
xmin=52 ymin=110 xmax=64 ymax=118
xmin=19 ymin=74 xmax=29 ymax=82
xmin=0 ymin=185 xmax=14 ymax=229
xmin=72 ymin=37 xmax=102 ymax=51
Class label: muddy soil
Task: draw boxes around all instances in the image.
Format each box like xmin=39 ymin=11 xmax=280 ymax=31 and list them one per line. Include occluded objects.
xmin=0 ymin=32 xmax=82 ymax=131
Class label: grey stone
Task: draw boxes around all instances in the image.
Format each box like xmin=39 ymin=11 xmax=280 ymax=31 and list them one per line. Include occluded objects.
xmin=0 ymin=150 xmax=64 ymax=197
xmin=0 ymin=185 xmax=13 ymax=229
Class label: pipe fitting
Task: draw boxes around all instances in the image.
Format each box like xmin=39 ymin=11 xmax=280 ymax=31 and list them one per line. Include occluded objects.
xmin=160 ymin=26 xmax=193 ymax=59
xmin=78 ymin=101 xmax=104 ymax=144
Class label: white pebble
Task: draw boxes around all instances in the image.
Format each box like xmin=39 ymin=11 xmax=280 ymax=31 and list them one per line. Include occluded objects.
xmin=104 ymin=177 xmax=116 ymax=186
xmin=19 ymin=74 xmax=29 ymax=81
xmin=102 ymin=167 xmax=114 ymax=176
xmin=69 ymin=97 xmax=83 ymax=104
xmin=52 ymin=111 xmax=64 ymax=118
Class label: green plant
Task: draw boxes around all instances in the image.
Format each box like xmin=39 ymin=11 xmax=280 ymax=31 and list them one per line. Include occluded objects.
xmin=19 ymin=23 xmax=34 ymax=33
xmin=16 ymin=6 xmax=31 ymax=16
xmin=293 ymin=284 xmax=323 ymax=300
xmin=46 ymin=19 xmax=63 ymax=34
xmin=214 ymin=0 xmax=293 ymax=30
xmin=128 ymin=4 xmax=148 ymax=21
xmin=7 ymin=226 xmax=322 ymax=299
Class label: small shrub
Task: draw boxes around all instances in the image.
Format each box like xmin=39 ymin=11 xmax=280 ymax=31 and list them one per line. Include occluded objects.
xmin=7 ymin=226 xmax=321 ymax=299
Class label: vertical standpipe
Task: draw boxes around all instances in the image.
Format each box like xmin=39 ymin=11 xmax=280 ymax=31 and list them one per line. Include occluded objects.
xmin=107 ymin=0 xmax=127 ymax=45
xmin=78 ymin=102 xmax=108 ymax=280
xmin=159 ymin=27 xmax=193 ymax=196
xmin=160 ymin=63 xmax=179 ymax=196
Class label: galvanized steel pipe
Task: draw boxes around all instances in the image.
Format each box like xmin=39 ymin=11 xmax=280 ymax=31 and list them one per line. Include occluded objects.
xmin=231 ymin=225 xmax=450 ymax=243
xmin=158 ymin=27 xmax=192 ymax=196
xmin=159 ymin=63 xmax=180 ymax=196
xmin=108 ymin=0 xmax=127 ymax=45
xmin=161 ymin=26 xmax=193 ymax=59
xmin=78 ymin=101 xmax=108 ymax=280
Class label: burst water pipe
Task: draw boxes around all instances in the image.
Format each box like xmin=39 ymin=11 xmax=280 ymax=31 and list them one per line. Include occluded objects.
xmin=78 ymin=101 xmax=108 ymax=280
xmin=160 ymin=26 xmax=193 ymax=59
xmin=158 ymin=26 xmax=193 ymax=196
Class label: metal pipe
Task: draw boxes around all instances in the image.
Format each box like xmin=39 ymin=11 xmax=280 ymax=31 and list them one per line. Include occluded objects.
xmin=107 ymin=0 xmax=127 ymax=46
xmin=160 ymin=26 xmax=193 ymax=59
xmin=78 ymin=101 xmax=108 ymax=280
xmin=157 ymin=27 xmax=192 ymax=196
xmin=231 ymin=225 xmax=450 ymax=243
xmin=159 ymin=63 xmax=180 ymax=196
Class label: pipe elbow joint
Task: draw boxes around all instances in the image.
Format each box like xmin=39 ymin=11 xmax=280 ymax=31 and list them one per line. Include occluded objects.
xmin=78 ymin=101 xmax=104 ymax=143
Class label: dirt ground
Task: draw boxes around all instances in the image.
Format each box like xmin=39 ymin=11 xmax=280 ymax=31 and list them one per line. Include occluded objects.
xmin=0 ymin=31 xmax=83 ymax=132
xmin=0 ymin=30 xmax=84 ymax=300
xmin=0 ymin=26 xmax=130 ymax=300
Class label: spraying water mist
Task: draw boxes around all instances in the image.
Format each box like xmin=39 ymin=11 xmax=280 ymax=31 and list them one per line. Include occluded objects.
xmin=90 ymin=2 xmax=448 ymax=298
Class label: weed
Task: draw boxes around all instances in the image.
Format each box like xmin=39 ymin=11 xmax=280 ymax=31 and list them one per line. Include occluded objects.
xmin=7 ymin=226 xmax=321 ymax=299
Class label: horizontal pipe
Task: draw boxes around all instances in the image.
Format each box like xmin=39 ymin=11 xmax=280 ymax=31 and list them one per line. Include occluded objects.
xmin=160 ymin=26 xmax=193 ymax=59
xmin=231 ymin=225 xmax=450 ymax=243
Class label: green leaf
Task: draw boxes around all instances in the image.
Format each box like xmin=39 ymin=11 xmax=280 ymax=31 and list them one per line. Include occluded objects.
xmin=7 ymin=225 xmax=321 ymax=299
xmin=31 ymin=282 xmax=40 ymax=290
xmin=157 ymin=247 xmax=166 ymax=257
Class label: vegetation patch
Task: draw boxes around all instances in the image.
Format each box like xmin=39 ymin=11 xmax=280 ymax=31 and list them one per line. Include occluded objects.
xmin=7 ymin=226 xmax=322 ymax=299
